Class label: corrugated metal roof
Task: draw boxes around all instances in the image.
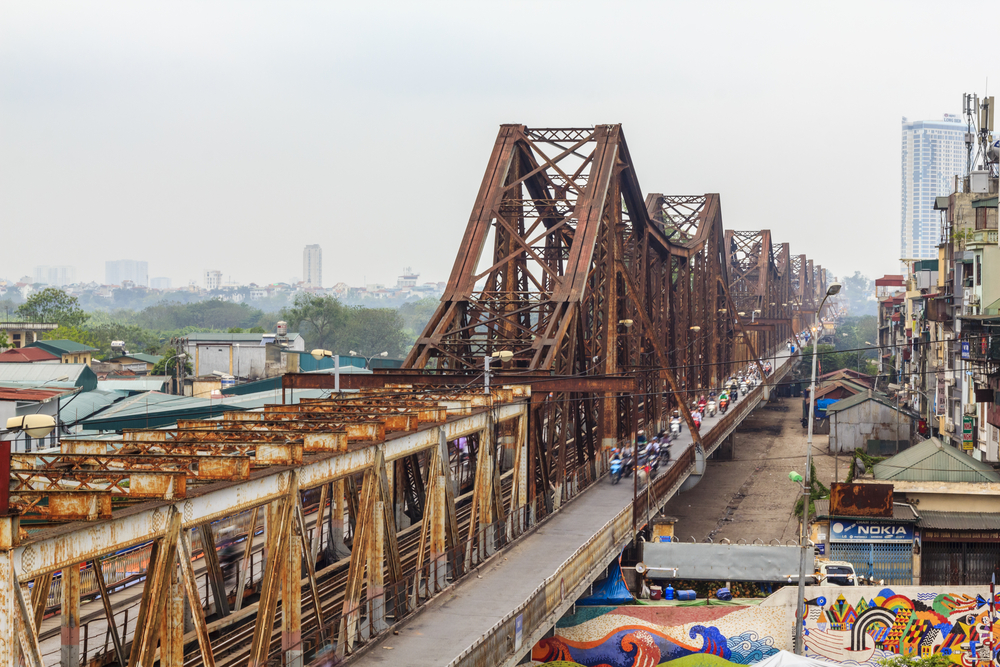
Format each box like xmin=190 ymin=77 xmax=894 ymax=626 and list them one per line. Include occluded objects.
xmin=0 ymin=363 xmax=98 ymax=391
xmin=918 ymin=511 xmax=1000 ymax=530
xmin=98 ymin=378 xmax=170 ymax=393
xmin=813 ymin=499 xmax=919 ymax=522
xmin=181 ymin=333 xmax=301 ymax=343
xmin=874 ymin=437 xmax=1000 ymax=483
xmin=80 ymin=387 xmax=329 ymax=431
xmin=58 ymin=389 xmax=127 ymax=425
xmin=107 ymin=354 xmax=162 ymax=365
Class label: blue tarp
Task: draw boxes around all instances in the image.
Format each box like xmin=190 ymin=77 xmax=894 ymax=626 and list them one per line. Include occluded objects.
xmin=815 ymin=398 xmax=838 ymax=419
xmin=576 ymin=559 xmax=634 ymax=606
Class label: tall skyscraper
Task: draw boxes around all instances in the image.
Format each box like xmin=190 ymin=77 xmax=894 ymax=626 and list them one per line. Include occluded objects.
xmin=900 ymin=115 xmax=967 ymax=260
xmin=33 ymin=265 xmax=76 ymax=286
xmin=150 ymin=277 xmax=172 ymax=290
xmin=105 ymin=260 xmax=149 ymax=287
xmin=303 ymin=244 xmax=322 ymax=288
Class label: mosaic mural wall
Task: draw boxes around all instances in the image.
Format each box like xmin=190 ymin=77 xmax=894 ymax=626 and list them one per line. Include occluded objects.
xmin=802 ymin=587 xmax=999 ymax=665
xmin=529 ymin=586 xmax=999 ymax=667
xmin=530 ymin=604 xmax=786 ymax=667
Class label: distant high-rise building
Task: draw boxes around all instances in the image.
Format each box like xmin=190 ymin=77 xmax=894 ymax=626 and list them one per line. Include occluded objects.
xmin=33 ymin=265 xmax=76 ymax=286
xmin=303 ymin=244 xmax=322 ymax=288
xmin=901 ymin=115 xmax=967 ymax=261
xmin=150 ymin=277 xmax=172 ymax=290
xmin=106 ymin=260 xmax=149 ymax=287
xmin=204 ymin=270 xmax=223 ymax=291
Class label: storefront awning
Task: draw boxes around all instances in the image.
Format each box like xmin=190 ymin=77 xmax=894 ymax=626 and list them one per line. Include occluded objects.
xmin=918 ymin=511 xmax=1000 ymax=531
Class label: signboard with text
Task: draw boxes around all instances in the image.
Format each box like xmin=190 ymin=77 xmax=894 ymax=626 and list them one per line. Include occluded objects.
xmin=936 ymin=373 xmax=946 ymax=417
xmin=963 ymin=415 xmax=975 ymax=450
xmin=830 ymin=520 xmax=914 ymax=543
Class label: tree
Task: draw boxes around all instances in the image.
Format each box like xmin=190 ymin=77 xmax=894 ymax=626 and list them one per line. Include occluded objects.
xmin=87 ymin=323 xmax=162 ymax=359
xmin=343 ymin=306 xmax=409 ymax=358
xmin=152 ymin=353 xmax=192 ymax=376
xmin=280 ymin=294 xmax=348 ymax=350
xmin=43 ymin=325 xmax=100 ymax=349
xmin=0 ymin=331 xmax=7 ymax=349
xmin=17 ymin=288 xmax=88 ymax=327
xmin=397 ymin=298 xmax=439 ymax=344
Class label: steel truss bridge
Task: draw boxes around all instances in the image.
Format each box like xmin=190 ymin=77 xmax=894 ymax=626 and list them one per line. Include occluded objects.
xmin=0 ymin=125 xmax=833 ymax=667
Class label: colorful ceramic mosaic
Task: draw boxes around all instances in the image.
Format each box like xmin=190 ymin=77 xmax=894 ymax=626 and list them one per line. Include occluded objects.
xmin=531 ymin=605 xmax=785 ymax=667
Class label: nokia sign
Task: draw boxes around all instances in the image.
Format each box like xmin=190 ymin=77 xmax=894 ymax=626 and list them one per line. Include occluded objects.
xmin=830 ymin=521 xmax=914 ymax=542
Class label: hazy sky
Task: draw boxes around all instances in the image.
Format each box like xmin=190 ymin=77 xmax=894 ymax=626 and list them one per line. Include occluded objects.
xmin=1 ymin=1 xmax=993 ymax=288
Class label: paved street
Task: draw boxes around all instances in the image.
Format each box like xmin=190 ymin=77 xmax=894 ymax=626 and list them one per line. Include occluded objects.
xmin=661 ymin=395 xmax=841 ymax=544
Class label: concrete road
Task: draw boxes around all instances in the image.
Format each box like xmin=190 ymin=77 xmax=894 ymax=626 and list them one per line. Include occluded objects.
xmin=660 ymin=396 xmax=840 ymax=544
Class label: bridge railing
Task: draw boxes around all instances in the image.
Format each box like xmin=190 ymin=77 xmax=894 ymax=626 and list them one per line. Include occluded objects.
xmin=446 ymin=353 xmax=798 ymax=667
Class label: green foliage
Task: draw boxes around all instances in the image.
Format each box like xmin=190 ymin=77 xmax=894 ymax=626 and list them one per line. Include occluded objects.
xmin=397 ymin=298 xmax=439 ymax=344
xmin=878 ymin=653 xmax=952 ymax=667
xmin=152 ymin=353 xmax=192 ymax=376
xmin=87 ymin=323 xmax=163 ymax=359
xmin=342 ymin=306 xmax=408 ymax=358
xmin=0 ymin=331 xmax=7 ymax=348
xmin=17 ymin=288 xmax=88 ymax=327
xmin=281 ymin=294 xmax=348 ymax=351
xmin=845 ymin=448 xmax=886 ymax=483
xmin=43 ymin=325 xmax=100 ymax=349
xmin=280 ymin=294 xmax=409 ymax=357
xmin=135 ymin=300 xmax=266 ymax=331
xmin=794 ymin=460 xmax=830 ymax=518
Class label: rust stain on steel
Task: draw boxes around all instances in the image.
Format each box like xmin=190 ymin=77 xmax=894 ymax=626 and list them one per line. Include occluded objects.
xmin=830 ymin=482 xmax=893 ymax=518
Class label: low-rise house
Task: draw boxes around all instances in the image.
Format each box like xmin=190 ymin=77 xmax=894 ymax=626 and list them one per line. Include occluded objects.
xmin=177 ymin=332 xmax=305 ymax=380
xmin=26 ymin=339 xmax=98 ymax=366
xmin=0 ymin=322 xmax=58 ymax=348
xmin=103 ymin=353 xmax=163 ymax=374
xmin=857 ymin=437 xmax=1000 ymax=585
xmin=827 ymin=389 xmax=919 ymax=454
xmin=0 ymin=386 xmax=75 ymax=451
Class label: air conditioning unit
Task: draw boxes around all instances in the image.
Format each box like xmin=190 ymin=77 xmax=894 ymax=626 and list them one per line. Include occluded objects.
xmin=970 ymin=295 xmax=981 ymax=306
xmin=945 ymin=418 xmax=956 ymax=434
xmin=945 ymin=377 xmax=956 ymax=386
xmin=964 ymin=403 xmax=978 ymax=416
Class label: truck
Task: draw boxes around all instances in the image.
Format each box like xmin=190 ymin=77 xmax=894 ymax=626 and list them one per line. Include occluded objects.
xmin=815 ymin=560 xmax=860 ymax=586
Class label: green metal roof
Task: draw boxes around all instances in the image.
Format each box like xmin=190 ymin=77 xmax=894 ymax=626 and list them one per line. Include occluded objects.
xmin=107 ymin=353 xmax=162 ymax=365
xmin=874 ymin=437 xmax=1000 ymax=483
xmin=971 ymin=196 xmax=998 ymax=208
xmin=58 ymin=389 xmax=128 ymax=425
xmin=181 ymin=332 xmax=300 ymax=343
xmin=27 ymin=339 xmax=99 ymax=355
xmin=826 ymin=391 xmax=897 ymax=414
xmin=80 ymin=387 xmax=329 ymax=431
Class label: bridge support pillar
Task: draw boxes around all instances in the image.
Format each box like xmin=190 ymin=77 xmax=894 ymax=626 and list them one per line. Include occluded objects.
xmin=365 ymin=500 xmax=388 ymax=637
xmin=717 ymin=433 xmax=737 ymax=461
xmin=429 ymin=473 xmax=447 ymax=592
xmin=330 ymin=479 xmax=349 ymax=560
xmin=159 ymin=567 xmax=185 ymax=667
xmin=60 ymin=562 xmax=80 ymax=667
xmin=282 ymin=505 xmax=303 ymax=667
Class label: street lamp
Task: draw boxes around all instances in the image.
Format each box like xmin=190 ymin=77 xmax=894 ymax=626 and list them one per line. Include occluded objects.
xmin=311 ymin=349 xmax=342 ymax=391
xmin=349 ymin=350 xmax=388 ymax=369
xmin=161 ymin=352 xmax=187 ymax=395
xmin=795 ymin=282 xmax=840 ymax=655
xmin=483 ymin=350 xmax=514 ymax=395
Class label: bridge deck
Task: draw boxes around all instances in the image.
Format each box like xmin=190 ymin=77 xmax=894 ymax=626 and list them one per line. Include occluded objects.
xmin=353 ymin=352 xmax=795 ymax=666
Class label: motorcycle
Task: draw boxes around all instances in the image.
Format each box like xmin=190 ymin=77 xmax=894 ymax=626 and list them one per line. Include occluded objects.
xmin=706 ymin=400 xmax=717 ymax=418
xmin=718 ymin=397 xmax=729 ymax=414
xmin=610 ymin=457 xmax=623 ymax=484
xmin=670 ymin=417 xmax=682 ymax=436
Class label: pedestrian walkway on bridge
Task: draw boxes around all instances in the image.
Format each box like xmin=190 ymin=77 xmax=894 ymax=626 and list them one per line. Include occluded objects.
xmin=352 ymin=352 xmax=797 ymax=667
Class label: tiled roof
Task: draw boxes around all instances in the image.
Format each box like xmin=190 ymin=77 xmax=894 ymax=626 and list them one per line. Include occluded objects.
xmin=0 ymin=347 xmax=60 ymax=363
